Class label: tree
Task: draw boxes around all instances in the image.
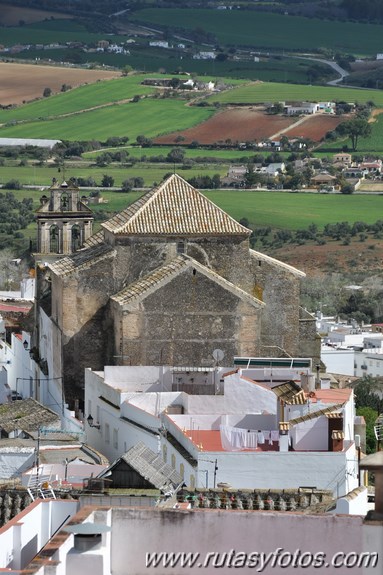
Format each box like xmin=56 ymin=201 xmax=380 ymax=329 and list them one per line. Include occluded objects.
xmin=43 ymin=87 xmax=52 ymax=98
xmin=357 ymin=407 xmax=379 ymax=454
xmin=121 ymin=65 xmax=133 ymax=76
xmin=336 ymin=118 xmax=372 ymax=151
xmin=101 ymin=174 xmax=114 ymax=188
xmin=340 ymin=183 xmax=354 ymax=195
xmin=167 ymin=148 xmax=185 ymax=163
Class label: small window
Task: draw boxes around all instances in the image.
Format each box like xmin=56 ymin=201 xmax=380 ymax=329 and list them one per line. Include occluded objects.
xmin=105 ymin=423 xmax=110 ymax=444
xmin=113 ymin=428 xmax=118 ymax=449
xmin=177 ymin=241 xmax=185 ymax=254
xmin=190 ymin=475 xmax=195 ymax=489
xmin=180 ymin=463 xmax=185 ymax=479
xmin=171 ymin=453 xmax=176 ymax=469
xmin=163 ymin=444 xmax=168 ymax=462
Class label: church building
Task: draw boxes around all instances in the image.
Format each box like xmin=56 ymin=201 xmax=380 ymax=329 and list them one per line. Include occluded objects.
xmin=35 ymin=174 xmax=318 ymax=406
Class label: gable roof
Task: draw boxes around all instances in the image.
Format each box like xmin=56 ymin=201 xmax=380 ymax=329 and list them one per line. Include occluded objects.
xmin=49 ymin=243 xmax=114 ymax=277
xmin=101 ymin=174 xmax=250 ymax=237
xmin=0 ymin=398 xmax=60 ymax=434
xmin=111 ymin=254 xmax=264 ymax=309
xmin=272 ymin=381 xmax=307 ymax=404
xmin=250 ymin=249 xmax=305 ymax=278
xmin=104 ymin=441 xmax=183 ymax=492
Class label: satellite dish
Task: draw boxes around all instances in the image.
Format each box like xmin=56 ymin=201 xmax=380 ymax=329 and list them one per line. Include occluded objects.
xmin=212 ymin=349 xmax=224 ymax=363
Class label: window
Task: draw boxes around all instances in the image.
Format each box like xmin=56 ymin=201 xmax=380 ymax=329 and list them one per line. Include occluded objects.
xmin=190 ymin=475 xmax=195 ymax=489
xmin=105 ymin=423 xmax=110 ymax=444
xmin=177 ymin=241 xmax=185 ymax=254
xmin=180 ymin=463 xmax=185 ymax=479
xmin=113 ymin=428 xmax=118 ymax=449
xmin=163 ymin=444 xmax=167 ymax=462
xmin=171 ymin=454 xmax=176 ymax=469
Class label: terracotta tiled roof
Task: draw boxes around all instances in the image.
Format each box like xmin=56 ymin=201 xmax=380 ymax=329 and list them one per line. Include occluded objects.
xmin=102 ymin=174 xmax=251 ymax=237
xmin=272 ymin=381 xmax=307 ymax=404
xmin=309 ymin=388 xmax=352 ymax=404
xmin=111 ymin=255 xmax=264 ymax=308
xmin=83 ymin=229 xmax=104 ymax=248
xmin=49 ymin=243 xmax=114 ymax=277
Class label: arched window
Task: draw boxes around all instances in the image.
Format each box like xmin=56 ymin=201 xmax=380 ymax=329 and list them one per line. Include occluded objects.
xmin=71 ymin=224 xmax=81 ymax=252
xmin=180 ymin=463 xmax=185 ymax=479
xmin=190 ymin=475 xmax=195 ymax=489
xmin=60 ymin=191 xmax=69 ymax=211
xmin=171 ymin=453 xmax=176 ymax=469
xmin=49 ymin=225 xmax=59 ymax=253
xmin=163 ymin=444 xmax=167 ymax=462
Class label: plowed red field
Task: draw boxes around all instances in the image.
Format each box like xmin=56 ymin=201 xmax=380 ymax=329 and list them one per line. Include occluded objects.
xmin=282 ymin=114 xmax=345 ymax=142
xmin=154 ymin=107 xmax=296 ymax=144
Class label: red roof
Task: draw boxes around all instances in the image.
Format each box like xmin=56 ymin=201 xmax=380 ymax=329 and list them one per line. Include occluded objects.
xmin=306 ymin=388 xmax=352 ymax=404
xmin=184 ymin=430 xmax=278 ymax=452
xmin=0 ymin=303 xmax=32 ymax=313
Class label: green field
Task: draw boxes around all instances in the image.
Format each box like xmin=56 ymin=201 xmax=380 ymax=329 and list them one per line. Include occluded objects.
xmin=205 ymin=191 xmax=383 ymax=230
xmin=9 ymin=183 xmax=383 ymax=232
xmin=10 ymin=47 xmax=334 ymax=85
xmin=0 ymin=19 xmax=118 ymax=47
xmin=0 ymin=98 xmax=214 ymax=142
xmin=318 ymin=113 xmax=383 ymax=154
xmin=207 ymin=81 xmax=383 ymax=107
xmin=132 ymin=9 xmax=383 ymax=56
xmin=83 ymin=146 xmax=257 ymax=161
xmin=0 ymin=74 xmax=163 ymax=123
xmin=0 ymin=164 xmax=227 ymax=188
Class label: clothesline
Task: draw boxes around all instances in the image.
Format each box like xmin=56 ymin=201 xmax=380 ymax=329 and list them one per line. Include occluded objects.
xmin=219 ymin=425 xmax=282 ymax=451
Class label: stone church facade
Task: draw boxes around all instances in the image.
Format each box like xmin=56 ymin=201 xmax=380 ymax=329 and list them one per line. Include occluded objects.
xmin=36 ymin=174 xmax=319 ymax=406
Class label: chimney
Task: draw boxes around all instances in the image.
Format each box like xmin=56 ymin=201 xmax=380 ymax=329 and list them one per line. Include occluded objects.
xmin=331 ymin=430 xmax=344 ymax=452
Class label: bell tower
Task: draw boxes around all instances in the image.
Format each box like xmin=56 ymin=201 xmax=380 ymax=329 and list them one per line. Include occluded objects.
xmin=35 ymin=177 xmax=94 ymax=262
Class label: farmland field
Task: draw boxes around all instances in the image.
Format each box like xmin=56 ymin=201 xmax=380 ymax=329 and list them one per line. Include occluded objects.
xmin=154 ymin=107 xmax=296 ymax=145
xmin=0 ymin=164 xmax=227 ymax=188
xmin=0 ymin=19 xmax=114 ymax=47
xmin=208 ymin=82 xmax=383 ymax=108
xmin=318 ymin=111 xmax=383 ymax=154
xmin=84 ymin=146 xmax=258 ymax=161
xmin=8 ymin=183 xmax=383 ymax=231
xmin=0 ymin=62 xmax=121 ymax=108
xmin=0 ymin=98 xmax=214 ymax=142
xmin=0 ymin=3 xmax=71 ymax=25
xmin=282 ymin=115 xmax=346 ymax=142
xmin=132 ymin=9 xmax=383 ymax=56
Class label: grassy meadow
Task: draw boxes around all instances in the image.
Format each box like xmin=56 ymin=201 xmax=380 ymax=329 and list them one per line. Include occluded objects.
xmin=208 ymin=82 xmax=383 ymax=107
xmin=0 ymin=164 xmax=227 ymax=188
xmin=132 ymin=9 xmax=383 ymax=56
xmin=0 ymin=19 xmax=115 ymax=47
xmin=0 ymin=97 xmax=214 ymax=142
xmin=7 ymin=179 xmax=383 ymax=233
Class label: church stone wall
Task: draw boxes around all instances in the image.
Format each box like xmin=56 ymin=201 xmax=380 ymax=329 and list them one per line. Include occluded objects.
xmin=53 ymin=256 xmax=117 ymax=401
xmin=250 ymin=254 xmax=302 ymax=356
xmin=112 ymin=236 xmax=252 ymax=293
xmin=114 ymin=268 xmax=261 ymax=367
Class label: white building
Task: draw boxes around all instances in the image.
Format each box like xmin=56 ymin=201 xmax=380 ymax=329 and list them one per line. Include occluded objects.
xmin=2 ymin=492 xmax=382 ymax=574
xmin=284 ymin=102 xmax=319 ymax=115
xmin=85 ymin=364 xmax=358 ymax=497
xmin=0 ymin=328 xmax=83 ymax=435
